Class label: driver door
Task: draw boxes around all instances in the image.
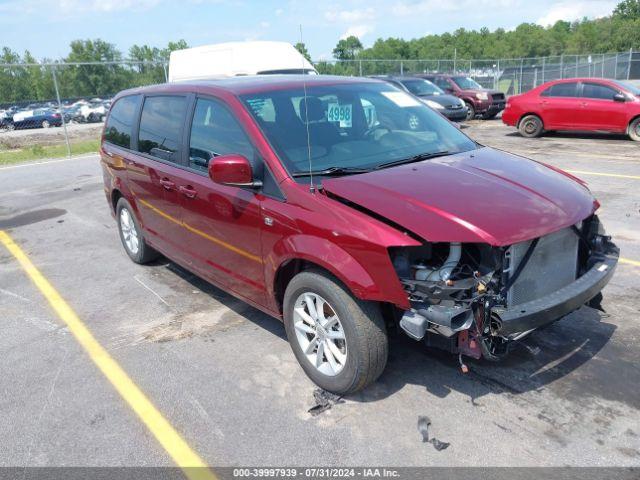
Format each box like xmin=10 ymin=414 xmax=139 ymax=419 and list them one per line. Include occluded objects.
xmin=177 ymin=96 xmax=265 ymax=305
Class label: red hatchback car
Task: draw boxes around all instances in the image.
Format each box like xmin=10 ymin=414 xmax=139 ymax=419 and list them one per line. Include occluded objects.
xmin=503 ymin=78 xmax=640 ymax=140
xmin=101 ymin=76 xmax=618 ymax=394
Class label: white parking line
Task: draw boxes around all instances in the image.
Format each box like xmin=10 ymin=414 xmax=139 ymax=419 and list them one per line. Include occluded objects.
xmin=0 ymin=153 xmax=99 ymax=171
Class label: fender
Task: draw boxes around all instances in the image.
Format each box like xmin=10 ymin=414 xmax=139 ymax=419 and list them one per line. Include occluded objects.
xmin=265 ymin=234 xmax=411 ymax=312
xmin=100 ymin=148 xmax=142 ymax=221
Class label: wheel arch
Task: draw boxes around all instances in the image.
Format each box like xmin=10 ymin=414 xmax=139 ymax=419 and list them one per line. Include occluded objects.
xmin=111 ymin=188 xmax=123 ymax=214
xmin=628 ymin=114 xmax=640 ymax=134
xmin=268 ymin=235 xmax=406 ymax=315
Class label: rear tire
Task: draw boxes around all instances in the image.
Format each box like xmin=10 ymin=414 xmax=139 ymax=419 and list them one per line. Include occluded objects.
xmin=41 ymin=120 xmax=50 ymax=128
xmin=465 ymin=102 xmax=475 ymax=120
xmin=116 ymin=198 xmax=159 ymax=264
xmin=482 ymin=111 xmax=499 ymax=120
xmin=629 ymin=117 xmax=640 ymax=142
xmin=283 ymin=270 xmax=388 ymax=395
xmin=518 ymin=114 xmax=543 ymax=138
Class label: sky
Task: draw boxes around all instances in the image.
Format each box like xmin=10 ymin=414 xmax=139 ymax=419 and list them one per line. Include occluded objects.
xmin=0 ymin=0 xmax=620 ymax=61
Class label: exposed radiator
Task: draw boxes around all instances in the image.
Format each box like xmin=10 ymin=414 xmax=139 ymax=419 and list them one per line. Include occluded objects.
xmin=506 ymin=227 xmax=579 ymax=307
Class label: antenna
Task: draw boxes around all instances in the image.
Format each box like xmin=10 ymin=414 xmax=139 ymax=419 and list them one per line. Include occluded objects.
xmin=299 ymin=24 xmax=315 ymax=193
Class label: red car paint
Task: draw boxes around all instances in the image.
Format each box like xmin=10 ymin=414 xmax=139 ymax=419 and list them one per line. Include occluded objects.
xmin=502 ymin=77 xmax=640 ymax=134
xmin=322 ymin=146 xmax=596 ymax=246
xmin=100 ymin=76 xmax=596 ymax=320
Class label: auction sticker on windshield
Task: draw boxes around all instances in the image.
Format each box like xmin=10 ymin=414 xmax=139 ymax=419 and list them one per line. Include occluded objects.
xmin=328 ymin=103 xmax=352 ymax=127
xmin=381 ymin=91 xmax=421 ymax=107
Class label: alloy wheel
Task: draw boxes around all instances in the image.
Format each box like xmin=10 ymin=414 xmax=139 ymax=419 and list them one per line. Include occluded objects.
xmin=119 ymin=208 xmax=139 ymax=255
xmin=293 ymin=292 xmax=347 ymax=376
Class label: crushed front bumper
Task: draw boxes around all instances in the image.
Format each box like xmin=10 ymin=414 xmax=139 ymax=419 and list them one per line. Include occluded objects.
xmin=492 ymin=246 xmax=619 ymax=336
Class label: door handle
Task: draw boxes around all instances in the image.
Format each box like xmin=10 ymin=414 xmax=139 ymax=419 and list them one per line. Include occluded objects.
xmin=179 ymin=185 xmax=197 ymax=199
xmin=159 ymin=178 xmax=176 ymax=190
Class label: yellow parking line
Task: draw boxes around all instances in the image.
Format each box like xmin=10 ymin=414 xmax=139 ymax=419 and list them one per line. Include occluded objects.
xmin=0 ymin=230 xmax=216 ymax=480
xmin=566 ymin=170 xmax=640 ymax=180
xmin=620 ymin=257 xmax=640 ymax=268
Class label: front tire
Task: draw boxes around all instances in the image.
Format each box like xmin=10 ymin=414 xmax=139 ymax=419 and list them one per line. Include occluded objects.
xmin=116 ymin=198 xmax=159 ymax=264
xmin=465 ymin=102 xmax=475 ymax=120
xmin=629 ymin=117 xmax=640 ymax=142
xmin=518 ymin=114 xmax=544 ymax=138
xmin=283 ymin=270 xmax=388 ymax=395
xmin=41 ymin=120 xmax=50 ymax=128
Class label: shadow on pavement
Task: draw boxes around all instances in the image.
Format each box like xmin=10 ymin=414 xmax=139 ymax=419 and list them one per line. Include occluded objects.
xmin=151 ymin=258 xmax=628 ymax=407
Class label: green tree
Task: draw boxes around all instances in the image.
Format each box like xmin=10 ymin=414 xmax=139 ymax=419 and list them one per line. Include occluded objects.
xmin=59 ymin=39 xmax=131 ymax=97
xmin=294 ymin=42 xmax=312 ymax=62
xmin=614 ymin=0 xmax=640 ymax=19
xmin=332 ymin=36 xmax=363 ymax=60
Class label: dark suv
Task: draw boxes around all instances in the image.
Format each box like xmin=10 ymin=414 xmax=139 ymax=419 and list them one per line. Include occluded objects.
xmin=418 ymin=74 xmax=506 ymax=120
xmin=371 ymin=76 xmax=467 ymax=122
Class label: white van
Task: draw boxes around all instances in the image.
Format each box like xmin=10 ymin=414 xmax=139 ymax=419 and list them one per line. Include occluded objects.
xmin=168 ymin=41 xmax=317 ymax=82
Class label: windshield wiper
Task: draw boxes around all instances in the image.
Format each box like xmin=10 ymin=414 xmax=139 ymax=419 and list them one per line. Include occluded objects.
xmin=375 ymin=150 xmax=450 ymax=170
xmin=291 ymin=166 xmax=371 ymax=177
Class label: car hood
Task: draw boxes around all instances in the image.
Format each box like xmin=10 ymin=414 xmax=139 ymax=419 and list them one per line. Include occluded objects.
xmin=417 ymin=94 xmax=462 ymax=107
xmin=322 ymin=147 xmax=596 ymax=246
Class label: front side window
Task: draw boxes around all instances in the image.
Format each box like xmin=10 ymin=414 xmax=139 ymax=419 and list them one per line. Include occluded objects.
xmin=104 ymin=95 xmax=140 ymax=149
xmin=581 ymin=83 xmax=618 ymax=100
xmin=241 ymin=82 xmax=477 ymax=181
xmin=541 ymin=82 xmax=579 ymax=98
xmin=452 ymin=76 xmax=482 ymax=90
xmin=189 ymin=98 xmax=254 ymax=172
xmin=137 ymin=95 xmax=187 ymax=162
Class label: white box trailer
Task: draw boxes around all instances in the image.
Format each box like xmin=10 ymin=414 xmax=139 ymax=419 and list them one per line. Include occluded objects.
xmin=168 ymin=41 xmax=317 ymax=82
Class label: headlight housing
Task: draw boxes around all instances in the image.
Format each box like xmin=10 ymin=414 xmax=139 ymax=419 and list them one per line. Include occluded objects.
xmin=475 ymin=92 xmax=489 ymax=101
xmin=423 ymin=99 xmax=444 ymax=110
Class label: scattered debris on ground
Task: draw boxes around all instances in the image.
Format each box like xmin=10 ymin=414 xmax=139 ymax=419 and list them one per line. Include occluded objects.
xmin=308 ymin=388 xmax=344 ymax=416
xmin=417 ymin=415 xmax=450 ymax=451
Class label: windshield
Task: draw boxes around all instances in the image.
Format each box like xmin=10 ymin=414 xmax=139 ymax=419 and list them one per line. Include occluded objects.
xmin=240 ymin=83 xmax=476 ymax=179
xmin=452 ymin=76 xmax=482 ymax=90
xmin=400 ymin=79 xmax=444 ymax=96
xmin=613 ymin=80 xmax=640 ymax=96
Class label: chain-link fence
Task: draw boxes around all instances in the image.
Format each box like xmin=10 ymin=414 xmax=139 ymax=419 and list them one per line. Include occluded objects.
xmin=1 ymin=51 xmax=638 ymax=164
xmin=317 ymin=50 xmax=640 ymax=94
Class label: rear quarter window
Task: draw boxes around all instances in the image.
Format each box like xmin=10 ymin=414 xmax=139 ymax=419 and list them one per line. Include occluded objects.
xmin=104 ymin=95 xmax=140 ymax=149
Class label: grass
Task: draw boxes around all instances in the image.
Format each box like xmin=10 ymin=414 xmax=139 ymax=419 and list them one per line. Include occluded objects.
xmin=0 ymin=139 xmax=100 ymax=166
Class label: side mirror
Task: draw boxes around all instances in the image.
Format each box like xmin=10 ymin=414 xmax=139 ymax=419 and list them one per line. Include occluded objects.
xmin=209 ymin=154 xmax=262 ymax=188
xmin=613 ymin=93 xmax=626 ymax=102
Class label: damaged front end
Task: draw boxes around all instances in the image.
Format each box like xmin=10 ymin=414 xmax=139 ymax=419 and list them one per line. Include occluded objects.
xmin=390 ymin=215 xmax=619 ymax=361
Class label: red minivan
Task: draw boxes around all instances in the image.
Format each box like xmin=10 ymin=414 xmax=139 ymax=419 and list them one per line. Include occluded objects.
xmin=101 ymin=76 xmax=618 ymax=394
xmin=502 ymin=78 xmax=640 ymax=140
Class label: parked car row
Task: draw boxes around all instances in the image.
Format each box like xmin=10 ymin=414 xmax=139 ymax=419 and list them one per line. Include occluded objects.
xmin=0 ymin=97 xmax=112 ymax=131
xmin=372 ymin=74 xmax=507 ymax=122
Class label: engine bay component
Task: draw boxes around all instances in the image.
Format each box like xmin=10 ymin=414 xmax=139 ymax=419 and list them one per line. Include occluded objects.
xmin=390 ymin=215 xmax=619 ymax=362
xmin=414 ymin=242 xmax=461 ymax=281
